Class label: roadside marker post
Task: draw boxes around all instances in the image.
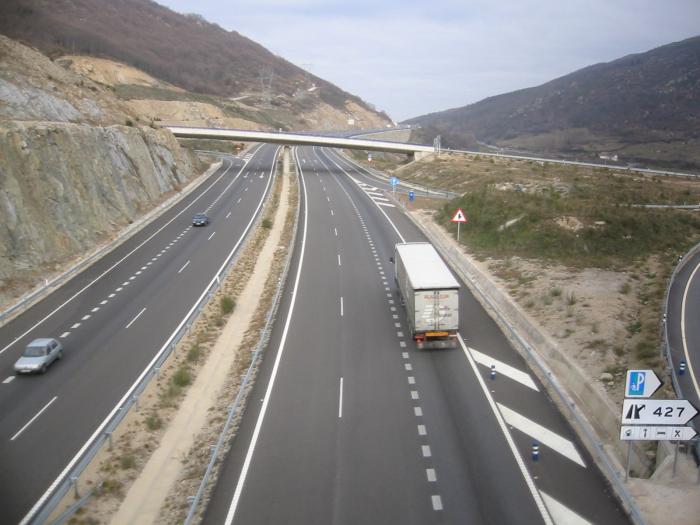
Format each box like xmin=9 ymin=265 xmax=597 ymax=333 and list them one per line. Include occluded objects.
xmin=490 ymin=364 xmax=496 ymax=380
xmin=532 ymin=441 xmax=540 ymax=461
xmin=680 ymin=360 xmax=686 ymax=376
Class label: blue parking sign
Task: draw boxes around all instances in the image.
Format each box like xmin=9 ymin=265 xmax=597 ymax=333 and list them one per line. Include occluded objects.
xmin=628 ymin=371 xmax=646 ymax=396
xmin=409 ymin=191 xmax=415 ymax=201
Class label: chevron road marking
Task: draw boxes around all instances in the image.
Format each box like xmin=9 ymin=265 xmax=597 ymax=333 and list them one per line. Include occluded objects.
xmin=469 ymin=347 xmax=539 ymax=391
xmin=498 ymin=404 xmax=586 ymax=467
xmin=540 ymin=491 xmax=592 ymax=525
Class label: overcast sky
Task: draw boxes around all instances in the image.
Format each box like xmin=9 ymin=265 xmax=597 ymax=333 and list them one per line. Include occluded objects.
xmin=158 ymin=0 xmax=699 ymax=121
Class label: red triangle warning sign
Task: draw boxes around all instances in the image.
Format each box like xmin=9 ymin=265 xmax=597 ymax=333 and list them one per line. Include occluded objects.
xmin=451 ymin=208 xmax=468 ymax=223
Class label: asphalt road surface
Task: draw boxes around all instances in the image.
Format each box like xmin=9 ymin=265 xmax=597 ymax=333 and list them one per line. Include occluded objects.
xmin=202 ymin=146 xmax=629 ymax=525
xmin=0 ymin=144 xmax=279 ymax=524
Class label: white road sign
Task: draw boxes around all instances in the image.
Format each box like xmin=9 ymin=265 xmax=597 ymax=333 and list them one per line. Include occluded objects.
xmin=620 ymin=425 xmax=697 ymax=441
xmin=625 ymin=369 xmax=662 ymax=398
xmin=621 ymin=399 xmax=698 ymax=426
xmin=451 ymin=208 xmax=467 ymax=223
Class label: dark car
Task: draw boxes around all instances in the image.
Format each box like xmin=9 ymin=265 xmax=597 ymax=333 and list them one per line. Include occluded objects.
xmin=192 ymin=213 xmax=210 ymax=227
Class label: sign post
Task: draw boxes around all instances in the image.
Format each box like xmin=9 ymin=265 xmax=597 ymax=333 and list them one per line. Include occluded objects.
xmin=620 ymin=368 xmax=697 ymax=481
xmin=451 ymin=208 xmax=468 ymax=241
xmin=390 ymin=176 xmax=399 ymax=197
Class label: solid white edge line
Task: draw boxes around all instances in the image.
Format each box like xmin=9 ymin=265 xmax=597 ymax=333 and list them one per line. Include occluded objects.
xmin=458 ymin=334 xmax=553 ymax=524
xmin=178 ymin=260 xmax=191 ymax=274
xmin=20 ymin=145 xmax=274 ymax=525
xmin=340 ymin=296 xmax=344 ymax=317
xmin=680 ymin=261 xmax=700 ymax=399
xmin=125 ymin=307 xmax=147 ymax=329
xmin=224 ymin=147 xmax=308 ymax=525
xmin=0 ymin=153 xmax=251 ymax=357
xmin=11 ymin=396 xmax=58 ymax=441
xmin=338 ymin=377 xmax=344 ymax=419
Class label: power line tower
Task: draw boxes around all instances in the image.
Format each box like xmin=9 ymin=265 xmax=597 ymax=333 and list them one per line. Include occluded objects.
xmin=433 ymin=135 xmax=442 ymax=155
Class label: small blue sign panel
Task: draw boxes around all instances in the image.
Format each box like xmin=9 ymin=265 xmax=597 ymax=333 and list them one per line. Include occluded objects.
xmin=409 ymin=191 xmax=415 ymax=201
xmin=627 ymin=371 xmax=646 ymax=396
xmin=390 ymin=177 xmax=399 ymax=186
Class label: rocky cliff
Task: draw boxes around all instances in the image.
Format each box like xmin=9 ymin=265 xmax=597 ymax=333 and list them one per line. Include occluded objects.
xmin=0 ymin=35 xmax=197 ymax=305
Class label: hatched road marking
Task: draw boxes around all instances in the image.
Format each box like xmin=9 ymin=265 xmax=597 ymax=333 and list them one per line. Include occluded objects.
xmin=498 ymin=404 xmax=585 ymax=467
xmin=540 ymin=491 xmax=592 ymax=525
xmin=469 ymin=347 xmax=539 ymax=391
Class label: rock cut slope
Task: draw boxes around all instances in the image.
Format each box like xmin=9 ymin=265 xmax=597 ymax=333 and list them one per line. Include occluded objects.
xmin=0 ymin=35 xmax=197 ymax=306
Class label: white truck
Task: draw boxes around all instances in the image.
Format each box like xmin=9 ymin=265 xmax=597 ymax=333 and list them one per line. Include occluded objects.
xmin=393 ymin=242 xmax=460 ymax=349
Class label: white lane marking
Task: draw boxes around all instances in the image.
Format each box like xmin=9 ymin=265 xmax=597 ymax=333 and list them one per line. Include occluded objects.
xmin=71 ymin=323 xmax=80 ymax=329
xmin=327 ymin=195 xmax=330 ymax=202
xmin=540 ymin=491 xmax=592 ymax=525
xmin=245 ymin=187 xmax=249 ymax=192
xmin=395 ymin=322 xmax=401 ymax=327
xmin=408 ymin=376 xmax=416 ymax=385
xmin=402 ymin=352 xmax=409 ymax=359
xmin=338 ymin=378 xmax=344 ymax=419
xmin=458 ymin=334 xmax=553 ymax=524
xmin=414 ymin=406 xmax=423 ymax=416
xmin=226 ymin=211 xmax=232 ymax=219
xmin=129 ymin=276 xmax=136 ymax=280
xmin=498 ymin=404 xmax=585 ymax=467
xmin=224 ymin=147 xmax=308 ymax=525
xmin=390 ymin=306 xmax=396 ymax=311
xmin=422 ymin=445 xmax=432 ymax=457
xmin=108 ymin=293 xmax=116 ymax=298
xmin=4 ymin=376 xmax=15 ymax=384
xmin=135 ymin=270 xmax=142 ymax=275
xmin=376 ymin=202 xmax=396 ymax=208
xmin=0 ymin=156 xmax=245 ymax=360
xmin=141 ymin=266 xmax=147 ymax=271
xmin=681 ymin=261 xmax=700 ymax=399
xmin=426 ymin=468 xmax=437 ymax=482
xmin=122 ymin=281 xmax=129 ymax=286
xmin=100 ymin=300 xmax=108 ymax=305
xmin=400 ymin=342 xmax=407 ymax=349
xmin=11 ymin=396 xmax=58 ymax=441
xmin=237 ymin=198 xmax=242 ymax=204
xmin=334 ymin=227 xmax=338 ymax=236
xmin=397 ymin=331 xmax=404 ymax=337
xmin=331 ymin=209 xmax=334 ymax=216
xmin=418 ymin=424 xmax=427 ymax=436
xmin=208 ymin=232 xmax=216 ymax=240
xmin=178 ymin=260 xmax=191 ymax=274
xmin=469 ymin=347 xmax=539 ymax=391
xmin=393 ymin=314 xmax=399 ymax=319
xmin=60 ymin=332 xmax=70 ymax=339
xmin=405 ymin=363 xmax=413 ymax=371
xmin=116 ymin=287 xmax=123 ymax=291
xmin=338 ymin=254 xmax=342 ymax=266
xmin=340 ymin=296 xmax=344 ymax=317
xmin=373 ymin=197 xmax=391 ymax=202
xmin=125 ymin=307 xmax=147 ymax=329
xmin=431 ymin=495 xmax=443 ymax=511
xmin=91 ymin=307 xmax=99 ymax=313
xmin=411 ymin=390 xmax=419 ymax=400
xmin=81 ymin=315 xmax=91 ymax=321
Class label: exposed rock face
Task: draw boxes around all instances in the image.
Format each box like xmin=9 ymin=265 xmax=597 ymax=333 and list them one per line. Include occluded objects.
xmin=0 ymin=122 xmax=194 ymax=297
xmin=0 ymin=35 xmax=198 ymax=305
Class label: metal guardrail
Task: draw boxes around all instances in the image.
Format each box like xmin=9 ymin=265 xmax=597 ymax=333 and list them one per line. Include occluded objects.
xmin=0 ymin=161 xmax=224 ymax=328
xmin=183 ymin=151 xmax=301 ymax=524
xmin=24 ymin=151 xmax=278 ymax=525
xmin=401 ymin=210 xmax=647 ymax=525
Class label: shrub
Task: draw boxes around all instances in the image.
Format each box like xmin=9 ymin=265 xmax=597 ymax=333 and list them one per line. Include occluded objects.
xmin=221 ymin=296 xmax=235 ymax=315
xmin=119 ymin=455 xmax=136 ymax=470
xmin=187 ymin=344 xmax=201 ymax=363
xmin=262 ymin=218 xmax=273 ymax=229
xmin=145 ymin=414 xmax=162 ymax=431
xmin=173 ymin=366 xmax=191 ymax=388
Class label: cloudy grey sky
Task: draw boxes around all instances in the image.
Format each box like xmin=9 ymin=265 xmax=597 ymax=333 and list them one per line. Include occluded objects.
xmin=158 ymin=0 xmax=699 ymax=121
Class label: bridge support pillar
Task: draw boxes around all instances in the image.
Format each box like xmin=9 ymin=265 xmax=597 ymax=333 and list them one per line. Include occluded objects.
xmin=412 ymin=150 xmax=432 ymax=161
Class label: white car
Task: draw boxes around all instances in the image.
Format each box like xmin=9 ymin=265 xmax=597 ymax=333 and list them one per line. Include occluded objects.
xmin=14 ymin=338 xmax=64 ymax=374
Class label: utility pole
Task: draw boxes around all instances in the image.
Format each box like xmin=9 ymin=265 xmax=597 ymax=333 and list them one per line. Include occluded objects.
xmin=433 ymin=135 xmax=442 ymax=155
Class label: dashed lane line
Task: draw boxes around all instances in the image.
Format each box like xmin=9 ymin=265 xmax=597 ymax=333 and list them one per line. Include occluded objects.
xmin=426 ymin=468 xmax=437 ymax=482
xmin=125 ymin=307 xmax=147 ymax=329
xmin=3 ymin=376 xmax=15 ymax=384
xmin=540 ymin=491 xmax=592 ymax=525
xmin=498 ymin=404 xmax=586 ymax=468
xmin=469 ymin=347 xmax=540 ymax=391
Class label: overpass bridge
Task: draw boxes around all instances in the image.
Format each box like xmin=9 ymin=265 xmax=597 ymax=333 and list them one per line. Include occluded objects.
xmin=166 ymin=126 xmax=435 ymax=160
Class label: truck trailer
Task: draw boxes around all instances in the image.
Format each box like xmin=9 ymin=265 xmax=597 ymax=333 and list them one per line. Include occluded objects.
xmin=393 ymin=242 xmax=460 ymax=349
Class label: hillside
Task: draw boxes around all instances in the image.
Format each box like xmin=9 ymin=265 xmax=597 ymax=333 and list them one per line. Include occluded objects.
xmin=406 ymin=36 xmax=700 ymax=171
xmin=0 ymin=34 xmax=198 ymax=305
xmin=0 ymin=0 xmax=390 ymax=127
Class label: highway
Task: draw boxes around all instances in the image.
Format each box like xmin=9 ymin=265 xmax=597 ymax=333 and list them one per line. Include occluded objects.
xmin=666 ymin=250 xmax=700 ymax=410
xmin=202 ymin=146 xmax=629 ymax=524
xmin=0 ymin=144 xmax=279 ymax=524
